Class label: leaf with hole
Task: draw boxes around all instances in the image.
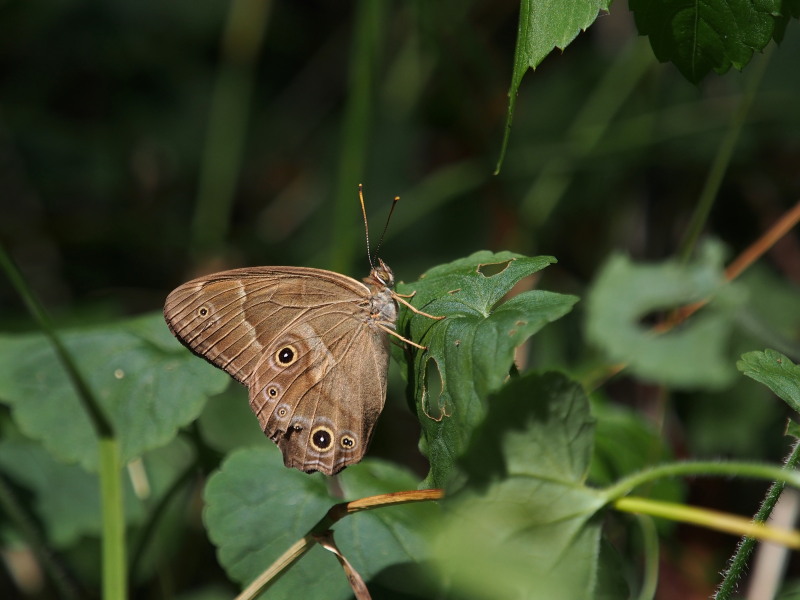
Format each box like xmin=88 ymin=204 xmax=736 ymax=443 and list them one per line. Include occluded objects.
xmin=585 ymin=243 xmax=736 ymax=390
xmin=395 ymin=250 xmax=578 ymax=488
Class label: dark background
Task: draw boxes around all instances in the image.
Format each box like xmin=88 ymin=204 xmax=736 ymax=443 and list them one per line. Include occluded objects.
xmin=1 ymin=1 xmax=800 ymax=598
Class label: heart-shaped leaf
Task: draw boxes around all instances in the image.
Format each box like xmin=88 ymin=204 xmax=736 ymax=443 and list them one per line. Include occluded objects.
xmin=0 ymin=313 xmax=228 ymax=470
xmin=433 ymin=371 xmax=607 ymax=600
xmin=203 ymin=447 xmax=437 ymax=600
xmin=395 ymin=250 xmax=578 ymax=488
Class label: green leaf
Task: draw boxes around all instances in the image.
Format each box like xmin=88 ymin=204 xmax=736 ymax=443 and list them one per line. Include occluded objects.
xmin=0 ymin=313 xmax=229 ymax=471
xmin=0 ymin=435 xmax=193 ymax=548
xmin=203 ymin=447 xmax=436 ymax=600
xmin=737 ymin=349 xmax=800 ymax=414
xmin=630 ymin=0 xmax=781 ymax=82
xmin=497 ymin=0 xmax=612 ymax=170
xmin=433 ymin=372 xmax=607 ymax=600
xmin=395 ymin=251 xmax=578 ymax=488
xmin=585 ymin=243 xmax=736 ymax=389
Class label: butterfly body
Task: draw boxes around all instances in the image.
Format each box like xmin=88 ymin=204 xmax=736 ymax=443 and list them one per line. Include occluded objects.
xmin=164 ymin=263 xmax=397 ymax=475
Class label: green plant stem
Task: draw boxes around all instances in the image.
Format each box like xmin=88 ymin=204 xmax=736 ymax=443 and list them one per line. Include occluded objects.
xmin=715 ymin=438 xmax=800 ymax=600
xmin=0 ymin=245 xmax=113 ymax=437
xmin=100 ymin=439 xmax=127 ymax=600
xmin=0 ymin=474 xmax=82 ymax=600
xmin=604 ymin=460 xmax=800 ymax=501
xmin=191 ymin=0 xmax=272 ymax=262
xmin=678 ymin=45 xmax=773 ymax=262
xmin=329 ymin=0 xmax=385 ymax=273
xmin=1 ymin=245 xmax=127 ymax=599
xmin=634 ymin=514 xmax=658 ymax=600
xmin=615 ymin=496 xmax=800 ymax=547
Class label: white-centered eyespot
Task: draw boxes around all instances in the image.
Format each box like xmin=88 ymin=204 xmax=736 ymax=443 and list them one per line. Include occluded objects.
xmin=274 ymin=345 xmax=298 ymax=366
xmin=340 ymin=434 xmax=357 ymax=450
xmin=309 ymin=426 xmax=334 ymax=453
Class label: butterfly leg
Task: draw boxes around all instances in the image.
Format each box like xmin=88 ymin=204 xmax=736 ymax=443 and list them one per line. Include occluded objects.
xmin=391 ymin=292 xmax=445 ymax=321
xmin=375 ymin=323 xmax=427 ymax=350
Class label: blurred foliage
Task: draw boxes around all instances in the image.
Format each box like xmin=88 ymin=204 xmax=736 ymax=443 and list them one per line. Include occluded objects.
xmin=1 ymin=0 xmax=800 ymax=598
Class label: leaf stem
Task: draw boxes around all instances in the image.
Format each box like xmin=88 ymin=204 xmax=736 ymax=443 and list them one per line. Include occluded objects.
xmin=0 ymin=245 xmax=114 ymax=438
xmin=634 ymin=514 xmax=658 ymax=600
xmin=603 ymin=460 xmax=800 ymax=501
xmin=234 ymin=489 xmax=443 ymax=600
xmin=715 ymin=438 xmax=800 ymax=599
xmin=615 ymin=496 xmax=800 ymax=548
xmin=99 ymin=438 xmax=127 ymax=600
xmin=0 ymin=245 xmax=127 ymax=599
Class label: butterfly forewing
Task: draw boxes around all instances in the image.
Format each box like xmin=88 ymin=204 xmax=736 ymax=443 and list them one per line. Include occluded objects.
xmin=163 ymin=266 xmax=393 ymax=475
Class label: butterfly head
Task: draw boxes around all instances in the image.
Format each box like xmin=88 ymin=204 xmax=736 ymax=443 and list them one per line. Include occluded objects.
xmin=366 ymin=258 xmax=394 ymax=289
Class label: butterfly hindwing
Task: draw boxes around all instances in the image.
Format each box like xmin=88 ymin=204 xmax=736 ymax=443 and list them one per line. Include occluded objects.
xmin=164 ymin=266 xmax=392 ymax=474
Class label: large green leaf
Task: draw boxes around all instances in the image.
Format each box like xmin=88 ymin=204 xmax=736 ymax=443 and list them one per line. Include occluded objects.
xmin=0 ymin=434 xmax=193 ymax=548
xmin=203 ymin=447 xmax=436 ymax=600
xmin=630 ymin=0 xmax=781 ymax=82
xmin=585 ymin=243 xmax=736 ymax=389
xmin=433 ymin=371 xmax=608 ymax=600
xmin=737 ymin=349 xmax=800 ymax=414
xmin=0 ymin=313 xmax=228 ymax=470
xmin=395 ymin=251 xmax=578 ymax=488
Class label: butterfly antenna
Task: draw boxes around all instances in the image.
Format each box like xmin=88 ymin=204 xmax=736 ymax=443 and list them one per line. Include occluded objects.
xmin=372 ymin=194 xmax=399 ymax=262
xmin=359 ymin=184 xmax=375 ymax=269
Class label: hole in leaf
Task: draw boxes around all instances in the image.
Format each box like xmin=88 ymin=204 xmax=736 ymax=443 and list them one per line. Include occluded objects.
xmin=477 ymin=260 xmax=511 ymax=277
xmin=421 ymin=357 xmax=447 ymax=421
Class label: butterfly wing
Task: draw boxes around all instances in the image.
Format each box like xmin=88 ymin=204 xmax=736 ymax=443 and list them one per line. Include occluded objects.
xmin=163 ymin=266 xmax=391 ymax=474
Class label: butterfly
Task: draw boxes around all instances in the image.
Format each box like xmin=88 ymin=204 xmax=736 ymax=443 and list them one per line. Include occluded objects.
xmin=164 ymin=186 xmax=441 ymax=474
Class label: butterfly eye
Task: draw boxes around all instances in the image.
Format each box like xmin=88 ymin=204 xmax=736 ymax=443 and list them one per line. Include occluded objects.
xmin=276 ymin=405 xmax=289 ymax=419
xmin=267 ymin=386 xmax=279 ymax=398
xmin=340 ymin=435 xmax=357 ymax=449
xmin=309 ymin=426 xmax=334 ymax=452
xmin=197 ymin=306 xmax=209 ymax=317
xmin=275 ymin=345 xmax=298 ymax=366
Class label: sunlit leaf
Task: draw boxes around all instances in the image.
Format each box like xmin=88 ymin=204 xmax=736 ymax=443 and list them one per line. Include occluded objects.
xmin=395 ymin=251 xmax=578 ymax=488
xmin=203 ymin=448 xmax=436 ymax=600
xmin=433 ymin=372 xmax=608 ymax=600
xmin=0 ymin=314 xmax=228 ymax=470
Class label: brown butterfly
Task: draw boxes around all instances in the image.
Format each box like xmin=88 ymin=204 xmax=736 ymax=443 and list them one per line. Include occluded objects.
xmin=163 ymin=186 xmax=441 ymax=475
